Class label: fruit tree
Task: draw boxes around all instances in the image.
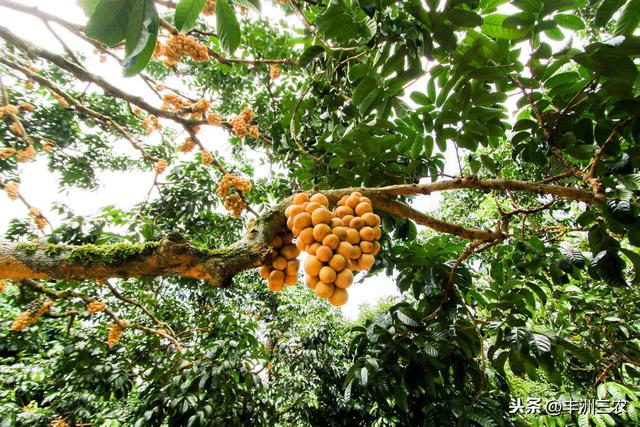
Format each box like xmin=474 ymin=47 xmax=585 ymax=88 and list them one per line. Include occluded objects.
xmin=1 ymin=0 xmax=640 ymax=425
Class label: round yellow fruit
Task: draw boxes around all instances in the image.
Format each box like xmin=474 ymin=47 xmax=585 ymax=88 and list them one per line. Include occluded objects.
xmin=358 ymin=254 xmax=375 ymax=270
xmin=312 ymin=223 xmax=332 ymax=242
xmin=285 ymin=204 xmax=305 ymax=219
xmin=273 ymin=256 xmax=287 ymax=271
xmin=329 ymin=254 xmax=347 ymax=272
xmin=336 ymin=241 xmax=353 ymax=258
xmin=355 ymin=202 xmax=373 ymax=216
xmin=322 ymin=234 xmax=340 ymax=250
xmin=349 ymin=217 xmax=365 ymax=230
xmin=335 ymin=269 xmax=353 ymax=288
xmin=315 ymin=281 xmax=335 ymax=298
xmin=304 ymin=255 xmax=323 ymax=276
xmin=334 ymin=206 xmax=354 ymax=218
xmin=309 ymin=193 xmax=329 ymax=207
xmin=284 ymin=274 xmax=297 ymax=285
xmin=305 ymin=202 xmax=323 ymax=214
xmin=316 ymin=245 xmax=333 ymax=262
xmin=361 ymin=212 xmax=380 ymax=227
xmin=299 ymin=227 xmax=315 ymax=245
xmin=280 ymin=245 xmax=298 ymax=260
xmin=268 ymin=270 xmax=284 ymax=286
xmin=259 ymin=265 xmax=271 ymax=279
xmin=331 ymin=226 xmax=348 ymax=241
xmin=286 ymin=259 xmax=299 ymax=275
xmin=329 ymin=287 xmax=348 ymax=306
xmin=306 ymin=275 xmax=319 ymax=290
xmin=293 ymin=212 xmax=312 ymax=230
xmin=360 ymin=241 xmax=374 ymax=254
xmin=293 ymin=193 xmax=309 ymax=205
xmin=359 ymin=226 xmax=376 ymax=241
xmin=346 ymin=228 xmax=360 ymax=245
xmin=330 ymin=217 xmax=344 ymax=228
xmin=319 ymin=266 xmax=337 ymax=283
xmin=345 ymin=196 xmax=360 ymax=209
xmin=306 ymin=242 xmax=321 ymax=255
xmin=311 ymin=208 xmax=332 ymax=226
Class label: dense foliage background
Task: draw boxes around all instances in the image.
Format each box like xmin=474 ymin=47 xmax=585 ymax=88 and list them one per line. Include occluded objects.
xmin=1 ymin=0 xmax=640 ymax=425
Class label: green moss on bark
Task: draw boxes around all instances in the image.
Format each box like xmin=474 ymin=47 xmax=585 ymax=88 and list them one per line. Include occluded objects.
xmin=68 ymin=242 xmax=161 ymax=266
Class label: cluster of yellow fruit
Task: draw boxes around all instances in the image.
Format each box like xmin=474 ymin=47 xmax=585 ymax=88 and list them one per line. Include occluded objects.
xmin=154 ymin=33 xmax=209 ymax=67
xmin=11 ymin=299 xmax=54 ymax=332
xmin=272 ymin=192 xmax=382 ymax=306
xmin=0 ymin=280 xmax=7 ymax=294
xmin=19 ymin=102 xmax=34 ymax=112
xmin=28 ymin=207 xmax=48 ymax=230
xmin=270 ymin=64 xmax=281 ymax=80
xmin=217 ymin=173 xmax=252 ymax=217
xmin=0 ymin=147 xmax=16 ymax=158
xmin=107 ymin=320 xmax=129 ymax=347
xmin=202 ymin=0 xmax=216 ymax=15
xmin=230 ymin=107 xmax=260 ymax=138
xmin=87 ymin=301 xmax=106 ymax=313
xmin=259 ymin=231 xmax=300 ymax=290
xmin=4 ymin=181 xmax=19 ymax=200
xmin=142 ymin=114 xmax=161 ymax=135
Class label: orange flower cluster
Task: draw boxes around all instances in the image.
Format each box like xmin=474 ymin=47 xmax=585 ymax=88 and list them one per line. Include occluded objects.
xmin=142 ymin=115 xmax=162 ymax=135
xmin=11 ymin=299 xmax=54 ymax=332
xmin=19 ymin=102 xmax=34 ymax=112
xmin=28 ymin=207 xmax=48 ymax=230
xmin=87 ymin=301 xmax=106 ymax=313
xmin=0 ymin=147 xmax=16 ymax=158
xmin=217 ymin=173 xmax=252 ymax=197
xmin=217 ymin=173 xmax=252 ymax=217
xmin=4 ymin=181 xmax=19 ymax=200
xmin=206 ymin=113 xmax=222 ymax=126
xmin=178 ymin=137 xmax=196 ymax=153
xmin=230 ymin=107 xmax=260 ymax=138
xmin=155 ymin=34 xmax=209 ymax=67
xmin=52 ymin=93 xmax=69 ymax=109
xmin=202 ymin=0 xmax=216 ymax=15
xmin=51 ymin=416 xmax=69 ymax=427
xmin=259 ymin=231 xmax=300 ymax=291
xmin=201 ymin=150 xmax=214 ymax=165
xmin=270 ymin=64 xmax=281 ymax=80
xmin=0 ymin=104 xmax=19 ymax=118
xmin=9 ymin=122 xmax=22 ymax=136
xmin=16 ymin=145 xmax=36 ymax=162
xmin=107 ymin=320 xmax=129 ymax=347
xmin=42 ymin=140 xmax=56 ymax=153
xmin=223 ymin=194 xmax=247 ymax=218
xmin=155 ymin=159 xmax=168 ymax=174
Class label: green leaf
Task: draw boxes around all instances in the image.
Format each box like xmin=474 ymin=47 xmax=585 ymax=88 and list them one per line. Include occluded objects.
xmin=216 ymin=0 xmax=240 ymax=53
xmin=446 ymin=9 xmax=484 ymax=27
xmin=122 ymin=14 xmax=158 ymax=76
xmin=619 ymin=174 xmax=640 ymax=191
xmin=616 ymin=0 xmax=640 ymax=35
xmin=299 ymin=45 xmax=325 ymax=67
xmin=396 ymin=309 xmax=420 ymax=327
xmin=481 ymin=14 xmax=530 ymax=39
xmin=231 ymin=0 xmax=261 ymax=13
xmin=410 ymin=91 xmax=431 ymax=106
xmin=529 ymin=333 xmax=551 ymax=353
xmin=85 ymin=0 xmax=130 ymax=47
xmin=620 ymin=248 xmax=640 ymax=285
xmin=125 ymin=0 xmax=158 ymax=59
xmin=595 ymin=0 xmax=627 ymax=28
xmin=352 ymin=76 xmax=381 ymax=114
xmin=591 ymin=250 xmax=627 ymax=287
xmin=77 ymin=0 xmax=100 ymax=15
xmin=553 ymin=14 xmax=585 ymax=30
xmin=174 ymin=0 xmax=207 ymax=33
